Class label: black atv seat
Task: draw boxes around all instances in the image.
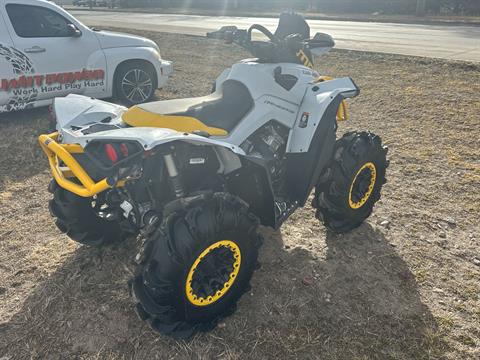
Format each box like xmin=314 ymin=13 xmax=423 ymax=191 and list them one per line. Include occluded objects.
xmin=123 ymin=80 xmax=254 ymax=135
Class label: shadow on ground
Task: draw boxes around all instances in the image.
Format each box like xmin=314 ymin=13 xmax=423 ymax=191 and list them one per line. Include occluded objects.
xmin=0 ymin=222 xmax=447 ymax=359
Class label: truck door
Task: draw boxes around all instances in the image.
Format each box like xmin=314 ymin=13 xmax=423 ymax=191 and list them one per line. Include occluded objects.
xmin=3 ymin=1 xmax=106 ymax=103
xmin=0 ymin=9 xmax=23 ymax=112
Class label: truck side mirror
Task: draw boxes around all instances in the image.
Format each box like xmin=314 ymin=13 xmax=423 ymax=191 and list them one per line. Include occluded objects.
xmin=67 ymin=23 xmax=82 ymax=38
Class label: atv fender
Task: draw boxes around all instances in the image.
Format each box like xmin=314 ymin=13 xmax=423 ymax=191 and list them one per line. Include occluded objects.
xmin=285 ymin=77 xmax=360 ymax=205
xmin=286 ymin=77 xmax=359 ymax=154
xmin=54 ymin=94 xmax=127 ymax=131
xmin=69 ymin=126 xmax=246 ymax=153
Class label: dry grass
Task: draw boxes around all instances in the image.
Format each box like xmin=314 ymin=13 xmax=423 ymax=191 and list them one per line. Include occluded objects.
xmin=0 ymin=30 xmax=479 ymax=359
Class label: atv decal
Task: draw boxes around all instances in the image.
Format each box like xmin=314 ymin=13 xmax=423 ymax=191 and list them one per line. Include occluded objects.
xmin=296 ymin=49 xmax=313 ymax=69
xmin=0 ymin=44 xmax=36 ymax=112
xmin=299 ymin=112 xmax=310 ymax=128
xmin=263 ymin=99 xmax=296 ymax=114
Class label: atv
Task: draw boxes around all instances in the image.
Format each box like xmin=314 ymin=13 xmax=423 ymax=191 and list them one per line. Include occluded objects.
xmin=39 ymin=13 xmax=388 ymax=338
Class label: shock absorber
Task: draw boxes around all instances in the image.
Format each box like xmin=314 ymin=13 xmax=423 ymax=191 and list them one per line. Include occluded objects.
xmin=163 ymin=152 xmax=185 ymax=198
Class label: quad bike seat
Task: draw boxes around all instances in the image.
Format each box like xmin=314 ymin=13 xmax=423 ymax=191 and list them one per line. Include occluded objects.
xmin=122 ymin=80 xmax=254 ymax=136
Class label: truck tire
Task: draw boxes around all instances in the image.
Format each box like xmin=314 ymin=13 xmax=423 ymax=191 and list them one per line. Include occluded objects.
xmin=131 ymin=193 xmax=261 ymax=339
xmin=314 ymin=131 xmax=389 ymax=233
xmin=114 ymin=61 xmax=157 ymax=107
xmin=48 ymin=180 xmax=127 ymax=246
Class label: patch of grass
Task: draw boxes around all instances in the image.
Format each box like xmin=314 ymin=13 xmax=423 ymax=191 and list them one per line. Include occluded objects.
xmin=436 ymin=315 xmax=455 ymax=330
xmin=457 ymin=334 xmax=476 ymax=347
xmin=414 ymin=269 xmax=429 ymax=284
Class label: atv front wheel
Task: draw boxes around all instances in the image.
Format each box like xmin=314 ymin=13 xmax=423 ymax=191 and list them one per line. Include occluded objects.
xmin=314 ymin=131 xmax=389 ymax=233
xmin=131 ymin=193 xmax=261 ymax=339
xmin=48 ymin=180 xmax=128 ymax=246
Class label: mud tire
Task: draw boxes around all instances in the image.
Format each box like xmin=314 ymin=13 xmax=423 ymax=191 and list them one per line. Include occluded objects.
xmin=48 ymin=180 xmax=127 ymax=246
xmin=130 ymin=192 xmax=261 ymax=339
xmin=314 ymin=131 xmax=389 ymax=233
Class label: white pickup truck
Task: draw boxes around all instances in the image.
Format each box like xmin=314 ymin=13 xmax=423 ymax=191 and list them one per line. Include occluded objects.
xmin=0 ymin=0 xmax=173 ymax=113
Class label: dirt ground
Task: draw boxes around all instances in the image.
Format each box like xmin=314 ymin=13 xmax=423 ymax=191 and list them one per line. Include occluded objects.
xmin=0 ymin=30 xmax=479 ymax=360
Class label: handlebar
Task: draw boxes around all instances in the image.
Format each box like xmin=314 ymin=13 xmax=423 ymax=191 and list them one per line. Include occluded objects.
xmin=247 ymin=24 xmax=277 ymax=43
xmin=206 ymin=22 xmax=334 ymax=67
xmin=207 ymin=24 xmax=278 ymax=46
xmin=207 ymin=24 xmax=309 ymax=49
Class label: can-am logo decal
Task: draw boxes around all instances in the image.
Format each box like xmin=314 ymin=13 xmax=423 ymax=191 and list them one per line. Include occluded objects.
xmin=1 ymin=69 xmax=105 ymax=91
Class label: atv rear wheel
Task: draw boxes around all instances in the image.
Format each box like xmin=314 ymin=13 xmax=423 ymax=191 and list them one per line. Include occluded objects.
xmin=314 ymin=131 xmax=389 ymax=233
xmin=48 ymin=180 xmax=128 ymax=246
xmin=131 ymin=192 xmax=261 ymax=339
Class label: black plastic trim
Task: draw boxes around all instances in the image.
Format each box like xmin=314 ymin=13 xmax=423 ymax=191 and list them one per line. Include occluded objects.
xmin=284 ymin=94 xmax=342 ymax=205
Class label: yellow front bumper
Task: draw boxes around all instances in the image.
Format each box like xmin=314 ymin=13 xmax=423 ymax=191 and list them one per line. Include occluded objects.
xmin=38 ymin=132 xmax=114 ymax=198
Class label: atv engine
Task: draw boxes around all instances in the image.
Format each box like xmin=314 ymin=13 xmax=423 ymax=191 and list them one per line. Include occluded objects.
xmin=240 ymin=121 xmax=289 ymax=198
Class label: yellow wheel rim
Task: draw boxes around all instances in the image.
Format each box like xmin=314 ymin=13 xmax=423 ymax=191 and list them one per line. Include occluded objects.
xmin=185 ymin=240 xmax=241 ymax=307
xmin=348 ymin=162 xmax=377 ymax=209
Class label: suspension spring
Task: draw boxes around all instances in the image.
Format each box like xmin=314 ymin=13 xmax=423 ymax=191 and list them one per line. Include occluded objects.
xmin=163 ymin=153 xmax=185 ymax=198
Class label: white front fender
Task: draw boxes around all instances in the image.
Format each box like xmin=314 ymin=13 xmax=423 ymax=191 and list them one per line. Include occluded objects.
xmin=286 ymin=77 xmax=359 ymax=154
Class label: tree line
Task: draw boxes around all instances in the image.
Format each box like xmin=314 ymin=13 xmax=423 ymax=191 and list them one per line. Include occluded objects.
xmin=117 ymin=0 xmax=480 ymax=15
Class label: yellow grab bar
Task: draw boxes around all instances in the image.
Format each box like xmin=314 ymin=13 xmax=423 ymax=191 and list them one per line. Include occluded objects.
xmin=38 ymin=132 xmax=114 ymax=198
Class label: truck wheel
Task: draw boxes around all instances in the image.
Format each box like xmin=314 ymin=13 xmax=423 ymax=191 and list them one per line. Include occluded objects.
xmin=48 ymin=180 xmax=127 ymax=246
xmin=314 ymin=131 xmax=389 ymax=233
xmin=131 ymin=193 xmax=261 ymax=339
xmin=115 ymin=61 xmax=157 ymax=107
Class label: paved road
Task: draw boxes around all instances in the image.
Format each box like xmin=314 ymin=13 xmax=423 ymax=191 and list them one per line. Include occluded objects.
xmin=72 ymin=10 xmax=480 ymax=62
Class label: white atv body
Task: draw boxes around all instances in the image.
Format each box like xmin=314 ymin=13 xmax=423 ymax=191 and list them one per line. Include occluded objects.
xmin=39 ymin=13 xmax=387 ymax=339
xmin=50 ymin=58 xmax=358 ymax=224
xmin=55 ymin=60 xmax=357 ymax=155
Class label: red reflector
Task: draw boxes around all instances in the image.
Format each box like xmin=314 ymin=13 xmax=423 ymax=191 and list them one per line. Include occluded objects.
xmin=120 ymin=143 xmax=129 ymax=157
xmin=104 ymin=144 xmax=118 ymax=163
